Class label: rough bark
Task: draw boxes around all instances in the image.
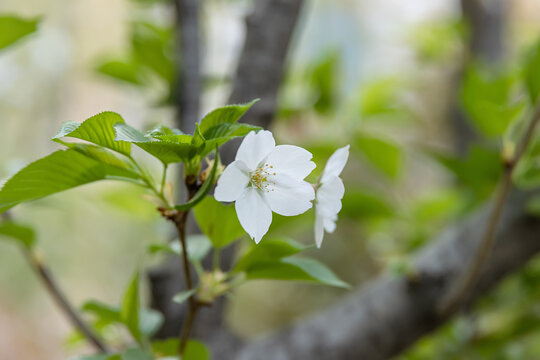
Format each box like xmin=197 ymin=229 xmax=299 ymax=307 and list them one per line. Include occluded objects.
xmin=174 ymin=0 xmax=201 ymax=133
xmin=235 ymin=189 xmax=540 ymax=360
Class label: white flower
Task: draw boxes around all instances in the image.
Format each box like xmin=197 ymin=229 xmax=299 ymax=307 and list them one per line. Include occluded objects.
xmin=314 ymin=145 xmax=349 ymax=248
xmin=214 ymin=130 xmax=316 ymax=243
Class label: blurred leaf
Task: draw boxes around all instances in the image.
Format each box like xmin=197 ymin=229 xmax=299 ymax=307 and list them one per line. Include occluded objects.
xmin=115 ymin=123 xmax=198 ymax=165
xmin=97 ymin=60 xmax=146 ymax=85
xmin=309 ymin=51 xmax=340 ymax=114
xmin=355 ymin=134 xmax=402 ymax=179
xmin=140 ymin=309 xmax=163 ymax=338
xmin=341 ymin=189 xmax=394 ymax=219
xmin=0 ymin=221 xmax=35 ymax=249
xmin=122 ymin=348 xmax=153 ymax=360
xmin=131 ymin=21 xmax=175 ymax=84
xmin=461 ymin=64 xmax=523 ymax=137
xmin=70 ymin=355 xmax=121 ymax=360
xmin=193 ymin=196 xmax=245 ymax=248
xmin=0 ymin=15 xmax=39 ymax=51
xmin=243 ymin=256 xmax=350 ymax=288
xmin=410 ymin=19 xmax=464 ymax=62
xmin=149 ymin=234 xmax=212 ymax=263
xmin=121 ymin=271 xmax=141 ymax=343
xmin=183 ymin=340 xmax=210 ymax=360
xmin=172 ymin=289 xmax=197 ymax=305
xmin=0 ymin=149 xmax=141 ymax=213
xmin=234 ymin=237 xmax=308 ymax=272
xmin=433 ymin=145 xmax=502 ymax=200
xmin=148 ymin=125 xmax=184 ymax=137
xmin=524 ymin=37 xmax=540 ymax=104
xmin=152 ymin=339 xmax=178 ymax=357
xmin=359 ymin=77 xmax=402 ymax=118
xmin=82 ymin=300 xmax=122 ymax=323
xmin=175 ymin=150 xmax=219 ymax=212
xmin=54 ymin=112 xmax=131 ymax=156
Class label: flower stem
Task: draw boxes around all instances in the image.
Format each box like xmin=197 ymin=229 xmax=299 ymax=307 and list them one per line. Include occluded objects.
xmin=160 ymin=164 xmax=169 ymax=195
xmin=127 ymin=156 xmax=171 ymax=207
xmin=213 ymin=248 xmax=221 ymax=271
xmin=438 ymin=101 xmax=540 ymax=317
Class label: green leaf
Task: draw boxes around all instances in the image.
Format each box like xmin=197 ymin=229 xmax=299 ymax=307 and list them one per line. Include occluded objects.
xmin=234 ymin=237 xmax=308 ymax=272
xmin=82 ymin=300 xmax=163 ymax=338
xmin=0 ymin=221 xmax=35 ymax=249
xmin=122 ymin=348 xmax=153 ymax=360
xmin=198 ymin=100 xmax=259 ymax=134
xmin=139 ymin=308 xmax=164 ymax=338
xmin=82 ymin=300 xmax=122 ymax=323
xmin=308 ymin=52 xmax=340 ymax=114
xmin=183 ymin=340 xmax=210 ymax=360
xmin=243 ymin=256 xmax=350 ymax=288
xmin=355 ymin=134 xmax=402 ymax=179
xmin=53 ymin=112 xmax=131 ymax=156
xmin=172 ymin=289 xmax=197 ymax=305
xmin=461 ymin=64 xmax=522 ymax=137
xmin=54 ymin=140 xmax=135 ymax=171
xmin=131 ymin=21 xmax=175 ymax=84
xmin=114 ymin=123 xmax=198 ymax=164
xmin=97 ymin=59 xmax=146 ymax=85
xmin=0 ymin=149 xmax=142 ymax=213
xmin=148 ymin=235 xmax=212 ymax=263
xmin=340 ymin=189 xmax=394 ymax=220
xmin=193 ymin=196 xmax=245 ymax=248
xmin=525 ymin=38 xmax=540 ymax=103
xmin=121 ymin=271 xmax=141 ymax=343
xmin=199 ymin=123 xmax=261 ymax=159
xmin=0 ymin=15 xmax=39 ymax=51
xmin=152 ymin=339 xmax=209 ymax=360
xmin=175 ymin=150 xmax=219 ymax=212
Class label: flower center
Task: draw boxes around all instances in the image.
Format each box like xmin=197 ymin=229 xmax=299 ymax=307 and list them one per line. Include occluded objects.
xmin=250 ymin=163 xmax=276 ymax=192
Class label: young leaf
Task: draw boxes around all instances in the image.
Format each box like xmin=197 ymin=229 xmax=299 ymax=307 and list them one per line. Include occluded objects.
xmin=198 ymin=100 xmax=259 ymax=134
xmin=355 ymin=134 xmax=402 ymax=179
xmin=53 ymin=112 xmax=131 ymax=156
xmin=96 ymin=59 xmax=146 ymax=85
xmin=0 ymin=149 xmax=141 ymax=213
xmin=114 ymin=123 xmax=198 ymax=164
xmin=193 ymin=197 xmax=245 ymax=248
xmin=243 ymin=256 xmax=350 ymax=288
xmin=54 ymin=140 xmax=135 ymax=171
xmin=233 ymin=237 xmax=308 ymax=272
xmin=184 ymin=340 xmax=210 ymax=360
xmin=81 ymin=300 xmax=121 ymax=323
xmin=175 ymin=150 xmax=219 ymax=212
xmin=0 ymin=221 xmax=36 ymax=249
xmin=0 ymin=15 xmax=39 ymax=51
xmin=172 ymin=289 xmax=197 ymax=305
xmin=121 ymin=272 xmax=141 ymax=343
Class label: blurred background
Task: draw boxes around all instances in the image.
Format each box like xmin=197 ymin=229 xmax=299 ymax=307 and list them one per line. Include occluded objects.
xmin=1 ymin=0 xmax=540 ymax=359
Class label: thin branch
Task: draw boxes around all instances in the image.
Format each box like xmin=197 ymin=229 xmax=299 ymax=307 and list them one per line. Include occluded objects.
xmin=24 ymin=250 xmax=111 ymax=353
xmin=1 ymin=212 xmax=110 ymax=353
xmin=438 ymin=101 xmax=540 ymax=316
xmin=235 ymin=189 xmax=540 ymax=360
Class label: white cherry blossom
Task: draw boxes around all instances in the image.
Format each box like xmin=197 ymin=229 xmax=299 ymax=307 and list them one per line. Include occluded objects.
xmin=214 ymin=130 xmax=316 ymax=243
xmin=314 ymin=145 xmax=349 ymax=248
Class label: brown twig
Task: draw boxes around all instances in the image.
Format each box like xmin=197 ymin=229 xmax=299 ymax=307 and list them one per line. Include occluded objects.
xmin=438 ymin=101 xmax=540 ymax=317
xmin=1 ymin=212 xmax=110 ymax=353
xmin=23 ymin=251 xmax=111 ymax=353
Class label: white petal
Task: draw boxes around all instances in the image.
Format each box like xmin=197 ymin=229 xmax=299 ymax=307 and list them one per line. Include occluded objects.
xmin=214 ymin=160 xmax=250 ymax=202
xmin=264 ymin=174 xmax=314 ymax=216
xmin=235 ymin=130 xmax=276 ymax=170
xmin=263 ymin=145 xmax=316 ymax=179
xmin=322 ymin=145 xmax=350 ymax=183
xmin=314 ymin=210 xmax=325 ymax=248
xmin=316 ymin=176 xmax=345 ymax=216
xmin=235 ymin=187 xmax=272 ymax=243
xmin=323 ymin=215 xmax=337 ymax=233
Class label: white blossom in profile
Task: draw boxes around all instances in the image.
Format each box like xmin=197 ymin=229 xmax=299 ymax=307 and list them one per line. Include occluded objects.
xmin=314 ymin=145 xmax=349 ymax=248
xmin=214 ymin=130 xmax=316 ymax=243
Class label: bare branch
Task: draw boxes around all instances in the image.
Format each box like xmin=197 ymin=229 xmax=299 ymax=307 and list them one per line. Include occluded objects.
xmin=235 ymin=189 xmax=540 ymax=360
